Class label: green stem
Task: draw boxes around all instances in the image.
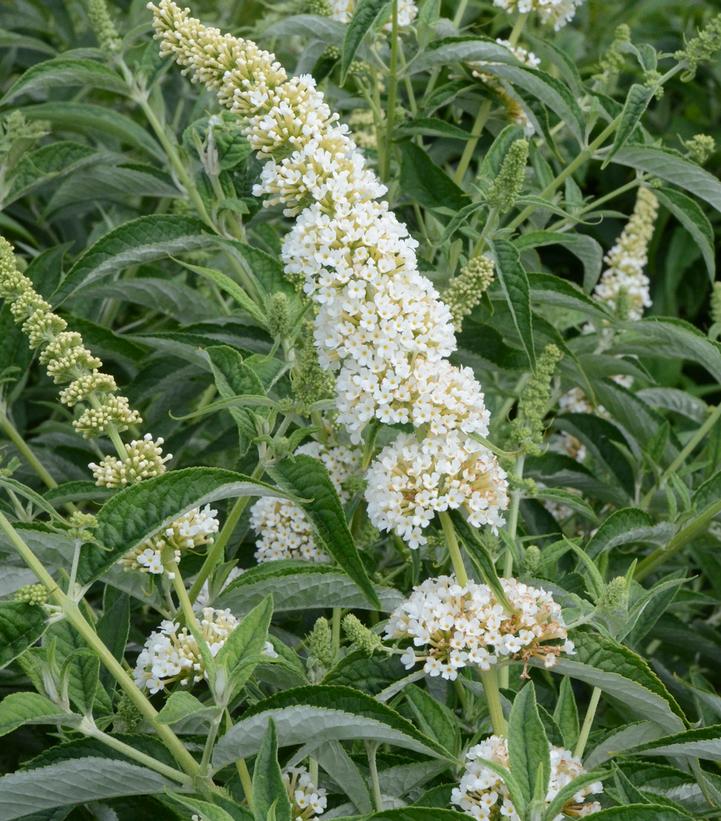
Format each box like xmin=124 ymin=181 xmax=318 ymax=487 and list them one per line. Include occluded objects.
xmin=508 ymin=13 xmax=528 ymax=47
xmin=439 ymin=510 xmax=468 ymax=586
xmin=381 ymin=0 xmax=400 ymax=181
xmin=506 ymin=116 xmax=621 ymax=233
xmin=454 ymin=99 xmax=492 ymax=185
xmin=0 ymin=511 xmax=201 ymax=778
xmin=0 ymin=409 xmax=57 ymax=489
xmin=574 ymin=686 xmax=601 ymax=760
xmin=331 ymin=607 xmax=342 ymax=658
xmin=83 ymin=719 xmax=191 ymax=785
xmin=188 ymin=462 xmax=265 ymax=604
xmin=547 ymin=176 xmax=642 ymax=232
xmin=200 ymin=709 xmax=224 ymax=775
xmin=643 ymin=404 xmax=721 ymax=508
xmin=480 ymin=668 xmax=508 ymax=735
xmin=503 ymin=455 xmax=525 ymax=578
xmin=366 ymin=741 xmax=384 ymax=811
xmin=167 ymin=557 xmax=205 ymax=638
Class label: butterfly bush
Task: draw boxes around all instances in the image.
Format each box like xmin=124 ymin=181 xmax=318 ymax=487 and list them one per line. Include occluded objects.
xmin=452 ymin=735 xmax=603 ymax=820
xmin=283 ymin=766 xmax=328 ymax=821
xmin=149 ymin=0 xmax=509 ymax=548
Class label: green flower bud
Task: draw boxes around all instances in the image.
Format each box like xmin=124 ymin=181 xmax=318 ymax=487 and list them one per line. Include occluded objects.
xmin=511 ymin=344 xmax=563 ymax=455
xmin=267 ymin=292 xmax=291 ymax=339
xmin=444 ymin=255 xmax=495 ymax=331
xmin=593 ymin=24 xmax=630 ymax=90
xmin=15 ymin=583 xmax=48 ymax=606
xmin=342 ymin=613 xmax=385 ymax=655
xmin=115 ymin=692 xmax=142 ymax=732
xmin=684 ymin=134 xmax=716 ymax=165
xmin=487 ymin=139 xmax=528 ymax=214
xmin=524 ymin=544 xmax=542 ymax=575
xmin=306 ymin=616 xmax=335 ymax=669
xmin=601 ymin=576 xmax=628 ymax=612
xmin=675 ymin=14 xmax=721 ymax=82
xmin=87 ymin=0 xmax=122 ymax=54
xmin=292 ymin=321 xmax=335 ymax=409
xmin=711 ymin=282 xmax=721 ymax=326
xmin=306 ymin=0 xmax=331 ymax=14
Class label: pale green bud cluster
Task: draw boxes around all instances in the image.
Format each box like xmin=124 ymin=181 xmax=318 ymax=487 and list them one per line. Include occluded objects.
xmin=291 ymin=320 xmax=335 ymax=409
xmin=306 ymin=0 xmax=331 ymax=14
xmin=711 ymin=282 xmax=721 ymax=326
xmin=306 ymin=616 xmax=335 ymax=669
xmin=444 ymin=255 xmax=495 ymax=331
xmin=0 ymin=111 xmax=49 ymax=167
xmin=67 ymin=511 xmax=98 ymax=542
xmin=342 ymin=613 xmax=385 ymax=655
xmin=600 ymin=576 xmax=629 ymax=612
xmin=15 ymin=583 xmax=48 ymax=605
xmin=524 ymin=544 xmax=542 ymax=575
xmin=115 ymin=692 xmax=142 ymax=732
xmin=511 ymin=344 xmax=563 ymax=455
xmin=676 ymin=14 xmax=721 ymax=82
xmin=87 ymin=0 xmax=122 ymax=54
xmin=593 ymin=25 xmax=630 ymax=90
xmin=267 ymin=292 xmax=292 ymax=339
xmin=487 ymin=139 xmax=528 ymax=214
xmin=684 ymin=134 xmax=716 ymax=165
xmin=0 ymin=237 xmax=143 ymax=441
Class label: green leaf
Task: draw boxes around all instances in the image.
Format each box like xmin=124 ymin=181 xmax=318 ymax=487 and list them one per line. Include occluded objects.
xmin=341 ymin=0 xmax=390 ymax=83
xmin=395 ymin=117 xmax=473 ymax=140
xmin=586 ymin=508 xmax=673 ymax=558
xmin=0 ymin=602 xmax=46 ymax=668
xmin=450 ymin=511 xmax=512 ymax=610
xmin=212 ymin=685 xmax=450 ymax=770
xmin=174 ymin=259 xmax=268 ymax=326
xmin=6 ymin=142 xmax=100 ymax=204
xmin=553 ymin=677 xmax=579 ymax=751
xmin=611 ymin=317 xmax=721 ymax=384
xmin=0 ymin=693 xmax=68 ymax=737
xmin=47 ymin=622 xmax=110 ymax=716
xmin=604 ymin=84 xmax=654 ymax=167
xmin=215 ymin=595 xmax=273 ymax=697
xmin=269 ymin=455 xmax=380 ymax=609
xmin=491 ymin=239 xmax=536 ymax=369
xmin=78 ymin=468 xmax=288 ymax=584
xmin=0 ymin=758 xmax=175 ymax=820
xmin=399 ymin=141 xmax=468 ymax=212
xmin=508 ymin=682 xmax=550 ymax=805
xmin=315 ymin=740 xmax=373 ymax=813
xmin=611 ymin=145 xmax=721 ymax=215
xmin=527 ymin=272 xmax=610 ymax=320
xmin=586 ymin=807 xmax=691 ymax=820
xmin=2 ymin=57 xmax=126 ymax=104
xmin=404 ymin=685 xmax=460 ymax=756
xmin=585 ymin=722 xmax=666 ymax=769
xmin=516 ymin=233 xmax=603 ymax=292
xmin=22 ymin=102 xmax=163 ymax=159
xmin=410 ymin=36 xmax=525 ymax=74
xmin=206 ymin=345 xmax=266 ymax=451
xmin=167 ymin=795 xmax=238 ymax=821
xmin=252 ymin=720 xmax=291 ymax=821
xmin=0 ymin=29 xmax=56 ymax=54
xmin=156 ymin=691 xmax=216 ymax=726
xmin=54 ymin=215 xmax=217 ymax=303
xmin=633 ymin=725 xmax=721 ymax=763
xmin=364 ymin=810 xmax=480 ymax=821
xmin=264 ymin=14 xmax=345 ymax=43
xmin=217 ymin=563 xmax=402 ymax=614
xmin=654 ymin=188 xmax=715 ymax=282
xmin=539 ymin=633 xmax=685 ymax=731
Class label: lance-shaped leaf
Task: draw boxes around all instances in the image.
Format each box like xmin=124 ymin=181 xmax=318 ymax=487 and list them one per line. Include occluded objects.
xmin=252 ymin=720 xmax=291 ymax=821
xmin=491 ymin=239 xmax=536 ymax=370
xmin=340 ymin=0 xmax=390 ymax=82
xmin=0 ymin=602 xmax=47 ymax=669
xmin=78 ymin=468 xmax=288 ymax=584
xmin=508 ymin=682 xmax=550 ymax=805
xmin=212 ymin=685 xmax=450 ymax=770
xmin=53 ymin=215 xmax=217 ymax=303
xmin=0 ymin=693 xmax=69 ymax=738
xmin=269 ymin=455 xmax=380 ymax=608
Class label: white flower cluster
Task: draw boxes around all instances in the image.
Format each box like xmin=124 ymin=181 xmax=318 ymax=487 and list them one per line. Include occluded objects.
xmin=89 ymin=433 xmax=172 ymax=487
xmin=452 ymin=735 xmax=603 ymax=820
xmin=385 ymin=575 xmax=574 ymax=680
xmin=149 ymin=3 xmax=508 ymax=547
xmin=283 ymin=765 xmax=328 ymax=821
xmin=593 ymin=187 xmax=659 ymax=321
xmin=329 ymin=0 xmax=418 ymax=29
xmin=134 ymin=606 xmax=238 ymax=693
xmin=250 ymin=442 xmax=359 ymax=563
xmin=366 ymin=434 xmax=508 ymax=549
xmin=120 ymin=505 xmax=219 ymax=576
xmin=492 ymin=0 xmax=584 ymax=30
